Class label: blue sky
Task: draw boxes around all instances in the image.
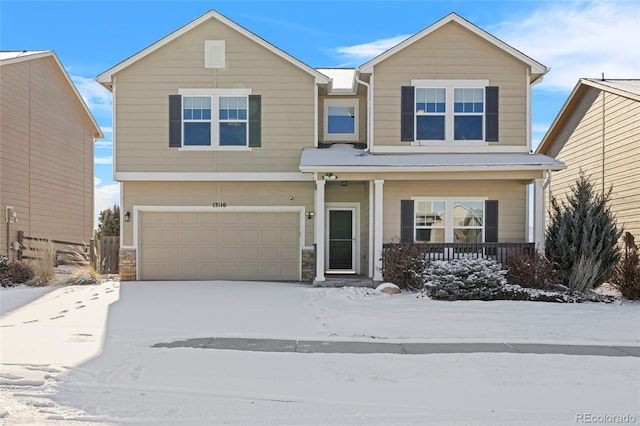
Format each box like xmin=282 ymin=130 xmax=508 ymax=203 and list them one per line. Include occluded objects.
xmin=1 ymin=0 xmax=639 ymax=228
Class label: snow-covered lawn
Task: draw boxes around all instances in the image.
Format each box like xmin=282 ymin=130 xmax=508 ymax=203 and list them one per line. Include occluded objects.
xmin=1 ymin=280 xmax=639 ymax=425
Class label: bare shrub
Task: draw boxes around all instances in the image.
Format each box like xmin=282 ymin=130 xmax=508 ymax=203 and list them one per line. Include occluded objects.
xmin=28 ymin=238 xmax=55 ymax=286
xmin=382 ymin=243 xmax=427 ymax=290
xmin=62 ymin=265 xmax=102 ymax=286
xmin=610 ymin=232 xmax=640 ymax=300
xmin=0 ymin=260 xmax=35 ymax=286
xmin=506 ymin=249 xmax=564 ymax=290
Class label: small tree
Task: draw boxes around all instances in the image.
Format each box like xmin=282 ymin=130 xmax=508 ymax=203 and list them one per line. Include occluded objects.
xmin=546 ymin=172 xmax=622 ymax=291
xmin=95 ymin=205 xmax=120 ymax=240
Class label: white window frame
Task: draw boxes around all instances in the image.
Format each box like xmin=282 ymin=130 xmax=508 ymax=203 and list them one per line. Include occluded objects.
xmin=412 ymin=197 xmax=487 ymax=243
xmin=324 ymin=98 xmax=359 ymax=142
xmin=178 ymin=88 xmax=252 ymax=151
xmin=411 ymin=80 xmax=488 ymax=145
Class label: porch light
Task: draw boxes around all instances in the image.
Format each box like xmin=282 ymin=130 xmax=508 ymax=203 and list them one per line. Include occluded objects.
xmin=306 ymin=211 xmax=315 ymax=220
xmin=323 ymin=173 xmax=337 ymax=180
xmin=124 ymin=211 xmax=131 ymax=222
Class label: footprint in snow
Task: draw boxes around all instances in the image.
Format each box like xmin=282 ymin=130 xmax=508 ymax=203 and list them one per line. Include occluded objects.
xmin=22 ymin=319 xmax=38 ymax=324
xmin=90 ymin=297 xmax=99 ymax=300
xmin=76 ymin=301 xmax=83 ymax=304
xmin=50 ymin=315 xmax=64 ymax=320
xmin=76 ymin=305 xmax=86 ymax=309
xmin=59 ymin=310 xmax=68 ymax=314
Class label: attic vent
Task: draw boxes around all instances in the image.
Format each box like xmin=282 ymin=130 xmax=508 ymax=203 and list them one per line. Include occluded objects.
xmin=205 ymin=40 xmax=225 ymax=69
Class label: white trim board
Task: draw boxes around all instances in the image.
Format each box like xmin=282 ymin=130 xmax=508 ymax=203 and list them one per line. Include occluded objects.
xmin=371 ymin=145 xmax=530 ymax=154
xmin=115 ymin=172 xmax=314 ymax=182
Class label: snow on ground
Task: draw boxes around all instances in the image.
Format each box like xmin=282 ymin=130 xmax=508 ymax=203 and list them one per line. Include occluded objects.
xmin=1 ymin=280 xmax=639 ymax=425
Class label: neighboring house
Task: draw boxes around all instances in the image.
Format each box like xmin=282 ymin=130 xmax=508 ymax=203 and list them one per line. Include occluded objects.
xmin=0 ymin=51 xmax=103 ymax=257
xmin=97 ymin=11 xmax=564 ymax=283
xmin=537 ymin=79 xmax=640 ymax=238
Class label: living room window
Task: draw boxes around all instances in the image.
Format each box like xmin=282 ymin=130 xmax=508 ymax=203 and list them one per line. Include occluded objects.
xmin=414 ymin=199 xmax=485 ymax=243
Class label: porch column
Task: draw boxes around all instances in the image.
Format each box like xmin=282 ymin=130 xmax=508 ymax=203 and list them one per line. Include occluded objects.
xmin=315 ymin=180 xmax=326 ymax=282
xmin=533 ymin=178 xmax=545 ymax=252
xmin=373 ymin=179 xmax=384 ymax=282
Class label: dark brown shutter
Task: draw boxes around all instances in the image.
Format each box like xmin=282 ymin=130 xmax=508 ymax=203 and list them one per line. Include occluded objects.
xmin=248 ymin=95 xmax=261 ymax=148
xmin=485 ymin=86 xmax=499 ymax=142
xmin=400 ymin=200 xmax=415 ymax=243
xmin=485 ymin=200 xmax=498 ymax=242
xmin=401 ymin=86 xmax=414 ymax=142
xmin=169 ymin=95 xmax=182 ymax=148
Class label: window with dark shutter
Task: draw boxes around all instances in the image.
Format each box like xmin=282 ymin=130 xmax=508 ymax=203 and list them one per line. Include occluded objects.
xmin=169 ymin=95 xmax=182 ymax=147
xmin=485 ymin=86 xmax=499 ymax=142
xmin=400 ymin=86 xmax=414 ymax=142
xmin=484 ymin=200 xmax=499 ymax=242
xmin=248 ymin=95 xmax=261 ymax=147
xmin=400 ymin=200 xmax=415 ymax=243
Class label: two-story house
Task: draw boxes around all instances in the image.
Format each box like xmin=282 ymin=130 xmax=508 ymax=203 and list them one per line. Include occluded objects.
xmin=1 ymin=51 xmax=102 ymax=257
xmin=97 ymin=11 xmax=564 ymax=283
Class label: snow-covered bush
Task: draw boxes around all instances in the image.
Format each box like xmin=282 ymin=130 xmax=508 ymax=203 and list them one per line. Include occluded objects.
xmin=382 ymin=243 xmax=427 ymax=290
xmin=423 ymin=257 xmax=508 ymax=300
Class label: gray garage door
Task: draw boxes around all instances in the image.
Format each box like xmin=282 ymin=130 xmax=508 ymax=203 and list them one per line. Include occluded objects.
xmin=139 ymin=211 xmax=300 ymax=281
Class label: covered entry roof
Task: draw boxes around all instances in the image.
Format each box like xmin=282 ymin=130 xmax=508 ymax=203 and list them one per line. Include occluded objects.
xmin=300 ymin=144 xmax=566 ymax=173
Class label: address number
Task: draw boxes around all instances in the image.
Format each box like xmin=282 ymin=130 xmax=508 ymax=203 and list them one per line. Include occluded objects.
xmin=212 ymin=202 xmax=228 ymax=208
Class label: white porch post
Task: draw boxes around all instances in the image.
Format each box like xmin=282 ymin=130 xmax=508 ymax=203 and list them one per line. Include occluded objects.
xmin=373 ymin=179 xmax=384 ymax=282
xmin=533 ymin=178 xmax=545 ymax=252
xmin=315 ymin=180 xmax=326 ymax=282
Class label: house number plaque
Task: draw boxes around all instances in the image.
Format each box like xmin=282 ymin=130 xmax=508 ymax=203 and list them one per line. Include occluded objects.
xmin=212 ymin=202 xmax=228 ymax=208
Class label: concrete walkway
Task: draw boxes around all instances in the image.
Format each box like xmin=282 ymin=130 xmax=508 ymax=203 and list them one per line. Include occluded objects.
xmin=153 ymin=337 xmax=640 ymax=357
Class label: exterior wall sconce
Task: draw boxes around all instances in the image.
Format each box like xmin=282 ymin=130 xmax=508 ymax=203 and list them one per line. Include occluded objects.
xmin=124 ymin=211 xmax=131 ymax=222
xmin=341 ymin=181 xmax=348 ymax=187
xmin=306 ymin=211 xmax=315 ymax=220
xmin=323 ymin=173 xmax=337 ymax=180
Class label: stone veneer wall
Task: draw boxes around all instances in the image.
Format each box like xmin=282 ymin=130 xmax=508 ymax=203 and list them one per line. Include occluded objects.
xmin=119 ymin=248 xmax=137 ymax=281
xmin=302 ymin=247 xmax=315 ymax=282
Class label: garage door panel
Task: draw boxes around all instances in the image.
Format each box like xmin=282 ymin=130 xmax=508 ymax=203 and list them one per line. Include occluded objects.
xmin=139 ymin=211 xmax=300 ymax=281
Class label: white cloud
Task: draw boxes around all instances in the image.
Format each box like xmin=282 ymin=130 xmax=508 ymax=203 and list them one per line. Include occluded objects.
xmin=336 ymin=35 xmax=410 ymax=63
xmin=101 ymin=126 xmax=113 ymax=135
xmin=492 ymin=2 xmax=640 ymax=91
xmin=94 ymin=177 xmax=102 ymax=186
xmin=94 ymin=183 xmax=120 ymax=229
xmin=95 ymin=140 xmax=113 ymax=149
xmin=72 ymin=75 xmax=112 ymax=112
xmin=95 ymin=156 xmax=113 ymax=165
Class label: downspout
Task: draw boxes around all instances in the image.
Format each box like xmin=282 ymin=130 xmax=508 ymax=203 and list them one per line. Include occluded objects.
xmin=543 ymin=168 xmax=552 ymax=191
xmin=355 ymin=71 xmax=371 ymax=151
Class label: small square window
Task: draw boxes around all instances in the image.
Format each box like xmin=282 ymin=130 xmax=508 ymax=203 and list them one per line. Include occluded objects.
xmin=324 ymin=99 xmax=358 ymax=142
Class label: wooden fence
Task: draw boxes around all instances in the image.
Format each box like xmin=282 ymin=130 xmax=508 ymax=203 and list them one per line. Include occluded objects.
xmin=17 ymin=232 xmax=119 ymax=274
xmin=91 ymin=236 xmax=119 ymax=274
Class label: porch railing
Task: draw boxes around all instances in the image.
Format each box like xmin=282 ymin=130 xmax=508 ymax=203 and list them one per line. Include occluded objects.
xmin=382 ymin=241 xmax=535 ymax=269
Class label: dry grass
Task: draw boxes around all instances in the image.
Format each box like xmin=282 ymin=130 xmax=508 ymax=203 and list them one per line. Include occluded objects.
xmin=27 ymin=238 xmax=55 ymax=286
xmin=62 ymin=265 xmax=103 ymax=285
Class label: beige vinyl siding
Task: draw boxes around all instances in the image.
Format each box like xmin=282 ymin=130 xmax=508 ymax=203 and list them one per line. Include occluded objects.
xmin=382 ymin=180 xmax=527 ymax=242
xmin=114 ymin=18 xmax=316 ymax=174
xmin=548 ymin=88 xmax=640 ymax=237
xmin=372 ymin=21 xmax=528 ymax=147
xmin=121 ymin=181 xmax=314 ymax=247
xmin=0 ymin=57 xmax=94 ymax=252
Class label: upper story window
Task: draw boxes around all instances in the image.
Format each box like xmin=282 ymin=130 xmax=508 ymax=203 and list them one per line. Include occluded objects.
xmin=401 ymin=80 xmax=498 ymax=144
xmin=169 ymin=89 xmax=261 ymax=149
xmin=324 ymin=98 xmax=358 ymax=142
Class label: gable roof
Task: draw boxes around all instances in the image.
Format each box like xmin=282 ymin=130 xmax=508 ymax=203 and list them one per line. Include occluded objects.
xmin=359 ymin=13 xmax=548 ymax=81
xmin=536 ymin=78 xmax=640 ymax=155
xmin=317 ymin=68 xmax=357 ymax=94
xmin=1 ymin=50 xmax=103 ymax=138
xmin=97 ymin=10 xmax=330 ymax=89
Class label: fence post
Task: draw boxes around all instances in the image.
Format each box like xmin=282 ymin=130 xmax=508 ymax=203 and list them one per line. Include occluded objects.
xmin=17 ymin=231 xmax=23 ymax=261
